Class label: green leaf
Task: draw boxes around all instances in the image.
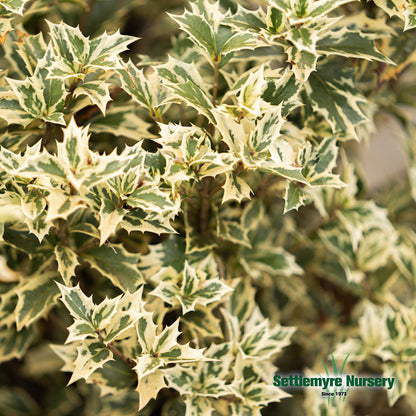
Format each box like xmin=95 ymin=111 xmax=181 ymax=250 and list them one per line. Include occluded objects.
xmin=126 ymin=186 xmax=177 ymax=215
xmin=89 ymin=106 xmax=155 ymax=140
xmin=54 ymin=243 xmax=79 ymax=285
xmin=59 ymin=284 xmax=145 ymax=344
xmin=15 ymin=272 xmax=60 ymax=330
xmin=169 ymin=10 xmax=217 ymax=55
xmin=262 ymin=70 xmax=303 ymax=115
xmin=0 ymin=387 xmax=41 ymax=416
xmin=68 ymin=340 xmax=114 ymax=384
xmin=81 ymin=244 xmax=144 ymax=291
xmin=48 ymin=21 xmax=137 ymax=78
xmin=6 ymin=46 xmax=67 ymax=125
xmin=0 ymin=324 xmax=36 ymax=364
xmin=306 ymin=68 xmax=368 ymax=138
xmin=0 ymin=0 xmax=30 ymax=15
xmin=317 ymin=28 xmax=394 ymax=63
xmin=222 ymin=172 xmax=252 ymax=203
xmin=73 ymin=81 xmax=112 ymax=115
xmin=158 ymin=58 xmax=214 ymax=122
xmin=150 ymin=262 xmax=232 ymax=314
xmin=118 ymin=60 xmax=167 ymax=115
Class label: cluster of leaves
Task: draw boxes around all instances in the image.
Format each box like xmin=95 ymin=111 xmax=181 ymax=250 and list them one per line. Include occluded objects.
xmin=1 ymin=0 xmax=416 ymax=415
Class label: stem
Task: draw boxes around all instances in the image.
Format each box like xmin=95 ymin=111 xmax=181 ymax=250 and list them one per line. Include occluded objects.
xmin=212 ymin=54 xmax=220 ymax=107
xmin=196 ymin=54 xmax=221 ymax=235
xmin=96 ymin=330 xmax=135 ymax=369
xmin=76 ymin=239 xmax=99 ymax=254
xmin=42 ymin=122 xmax=56 ymax=147
xmin=52 ymin=218 xmax=69 ymax=246
xmin=198 ymin=176 xmax=213 ymax=236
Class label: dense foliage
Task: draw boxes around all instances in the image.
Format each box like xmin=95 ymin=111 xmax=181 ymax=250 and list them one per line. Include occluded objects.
xmin=0 ymin=0 xmax=416 ymax=415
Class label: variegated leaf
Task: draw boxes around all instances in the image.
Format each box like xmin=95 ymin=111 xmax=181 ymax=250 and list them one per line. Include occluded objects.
xmin=306 ymin=68 xmax=368 ymax=139
xmin=1 ymin=0 xmax=29 ymax=14
xmin=373 ymin=0 xmax=416 ymax=31
xmin=150 ymin=262 xmax=232 ymax=314
xmin=80 ymin=244 xmax=144 ymax=291
xmin=6 ymin=46 xmax=67 ymax=125
xmin=222 ymin=172 xmax=252 ymax=203
xmin=89 ymin=106 xmax=155 ymax=140
xmin=118 ymin=60 xmax=167 ymax=117
xmin=15 ymin=272 xmax=61 ymax=330
xmin=134 ymin=314 xmax=205 ymax=377
xmin=136 ymin=371 xmax=167 ymax=410
xmin=169 ymin=10 xmax=217 ymax=55
xmin=48 ymin=21 xmax=137 ymax=78
xmin=54 ymin=243 xmax=79 ymax=285
xmin=73 ymin=81 xmax=112 ymax=115
xmin=126 ymin=186 xmax=177 ymax=215
xmin=317 ymin=27 xmax=394 ymax=63
xmin=241 ymin=246 xmax=303 ymax=279
xmin=59 ymin=284 xmax=145 ymax=344
xmin=0 ymin=324 xmax=36 ymax=363
xmin=98 ymin=194 xmax=125 ymax=245
xmin=157 ymin=58 xmax=214 ymax=122
xmin=68 ymin=339 xmax=114 ymax=384
xmin=262 ymin=70 xmax=303 ymax=115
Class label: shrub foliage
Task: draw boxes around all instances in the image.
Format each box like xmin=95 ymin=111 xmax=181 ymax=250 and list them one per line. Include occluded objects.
xmin=0 ymin=0 xmax=416 ymax=415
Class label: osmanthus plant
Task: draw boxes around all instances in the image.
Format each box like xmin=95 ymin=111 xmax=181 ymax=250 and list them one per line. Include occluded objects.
xmin=0 ymin=0 xmax=416 ymax=415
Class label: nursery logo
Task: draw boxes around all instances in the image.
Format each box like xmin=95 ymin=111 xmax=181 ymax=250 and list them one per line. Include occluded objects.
xmin=273 ymin=353 xmax=395 ymax=403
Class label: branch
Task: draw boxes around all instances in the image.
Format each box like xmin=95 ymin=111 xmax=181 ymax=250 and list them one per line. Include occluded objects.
xmin=96 ymin=330 xmax=136 ymax=368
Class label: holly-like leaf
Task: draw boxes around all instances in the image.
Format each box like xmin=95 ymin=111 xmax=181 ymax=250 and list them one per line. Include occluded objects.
xmin=306 ymin=68 xmax=368 ymax=139
xmin=150 ymin=262 xmax=232 ymax=314
xmin=134 ymin=313 xmax=206 ymax=409
xmin=89 ymin=106 xmax=155 ymax=140
xmin=317 ymin=27 xmax=394 ymax=63
xmin=73 ymin=81 xmax=112 ymax=115
xmin=169 ymin=10 xmax=217 ymax=56
xmin=126 ymin=186 xmax=178 ymax=215
xmin=373 ymin=0 xmax=416 ymax=31
xmin=81 ymin=244 xmax=144 ymax=291
xmin=54 ymin=243 xmax=79 ymax=285
xmin=158 ymin=57 xmax=214 ymax=122
xmin=98 ymin=192 xmax=125 ymax=245
xmin=0 ymin=324 xmax=36 ymax=364
xmin=15 ymin=272 xmax=61 ymax=330
xmin=0 ymin=387 xmax=41 ymax=416
xmin=58 ymin=284 xmax=145 ymax=344
xmin=262 ymin=70 xmax=303 ymax=115
xmin=68 ymin=339 xmax=114 ymax=385
xmin=118 ymin=60 xmax=167 ymax=117
xmin=1 ymin=0 xmax=30 ymax=15
xmin=241 ymin=246 xmax=303 ymax=279
xmin=47 ymin=21 xmax=137 ymax=79
xmin=284 ymin=182 xmax=309 ymax=213
xmin=6 ymin=46 xmax=67 ymax=125
xmin=222 ymin=172 xmax=252 ymax=203
xmin=170 ymin=8 xmax=258 ymax=59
